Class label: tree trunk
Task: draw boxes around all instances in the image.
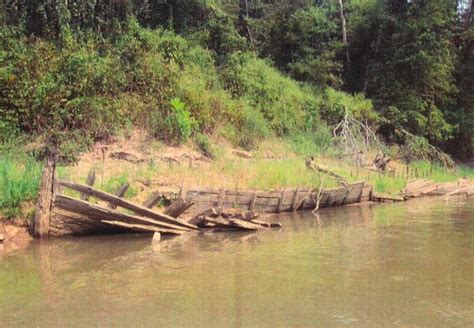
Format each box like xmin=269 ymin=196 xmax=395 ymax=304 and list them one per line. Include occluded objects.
xmin=337 ymin=0 xmax=350 ymax=66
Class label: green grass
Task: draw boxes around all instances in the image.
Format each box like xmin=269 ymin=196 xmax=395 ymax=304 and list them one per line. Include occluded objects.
xmin=103 ymin=174 xmax=138 ymax=199
xmin=0 ymin=154 xmax=42 ymax=220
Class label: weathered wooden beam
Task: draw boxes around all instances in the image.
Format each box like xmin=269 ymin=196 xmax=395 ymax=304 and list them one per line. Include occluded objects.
xmin=294 ymin=189 xmax=314 ymax=212
xmin=228 ymin=219 xmax=265 ymax=231
xmin=54 ymin=194 xmax=192 ymax=232
xmin=372 ymin=193 xmax=404 ymax=202
xmin=276 ymin=188 xmax=286 ymax=213
xmin=34 ymin=158 xmax=56 ymax=238
xmin=58 ymin=180 xmax=198 ymax=230
xmin=249 ymin=219 xmax=282 ymax=229
xmin=248 ymin=191 xmax=257 ymax=210
xmin=164 ymin=198 xmax=194 ymax=218
xmin=101 ymin=220 xmax=183 ymax=235
xmin=143 ymin=192 xmax=162 ymax=209
xmin=81 ymin=169 xmax=96 ymax=200
xmin=108 ymin=182 xmax=129 ymax=209
xmin=217 ymin=189 xmax=226 ymax=208
xmin=290 ymin=187 xmax=299 ymax=212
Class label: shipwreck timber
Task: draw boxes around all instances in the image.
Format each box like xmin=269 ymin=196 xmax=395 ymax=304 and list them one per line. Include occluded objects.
xmin=33 ymin=158 xmax=375 ymax=238
xmin=179 ymin=182 xmax=373 ymax=213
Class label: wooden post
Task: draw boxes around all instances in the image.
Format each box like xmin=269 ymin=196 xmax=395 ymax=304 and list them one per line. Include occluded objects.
xmin=34 ymin=158 xmax=56 ymax=238
xmin=341 ymin=188 xmax=351 ymax=205
xmin=276 ymin=188 xmax=286 ymax=213
xmin=290 ymin=188 xmax=299 ymax=212
xmin=143 ymin=192 xmax=162 ymax=209
xmin=108 ymin=182 xmax=129 ymax=209
xmin=249 ymin=191 xmax=257 ymax=210
xmin=217 ymin=189 xmax=226 ymax=208
xmin=81 ymin=169 xmax=96 ymax=201
xmin=357 ymin=182 xmax=365 ymax=202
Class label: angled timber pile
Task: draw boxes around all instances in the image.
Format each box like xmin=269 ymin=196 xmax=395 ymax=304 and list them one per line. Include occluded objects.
xmin=190 ymin=208 xmax=282 ymax=232
xmin=33 ymin=160 xmax=198 ymax=238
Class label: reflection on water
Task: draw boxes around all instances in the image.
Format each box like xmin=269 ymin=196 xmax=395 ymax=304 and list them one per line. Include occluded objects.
xmin=0 ymin=197 xmax=473 ymax=327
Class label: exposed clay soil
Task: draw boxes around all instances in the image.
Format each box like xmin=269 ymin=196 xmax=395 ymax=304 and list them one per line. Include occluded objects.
xmin=0 ymin=222 xmax=33 ymax=256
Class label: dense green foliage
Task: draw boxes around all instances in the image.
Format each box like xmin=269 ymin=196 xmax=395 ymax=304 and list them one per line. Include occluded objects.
xmin=0 ymin=0 xmax=473 ymax=160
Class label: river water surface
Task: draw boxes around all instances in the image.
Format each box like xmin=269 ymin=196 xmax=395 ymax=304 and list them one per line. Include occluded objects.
xmin=0 ymin=197 xmax=473 ymax=327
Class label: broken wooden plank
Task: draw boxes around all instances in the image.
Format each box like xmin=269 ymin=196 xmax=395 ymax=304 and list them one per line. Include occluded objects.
xmin=101 ymin=220 xmax=183 ymax=235
xmin=34 ymin=157 xmax=56 ymax=238
xmin=290 ymin=187 xmax=299 ymax=212
xmin=249 ymin=219 xmax=282 ymax=229
xmin=54 ymin=194 xmax=191 ymax=232
xmin=248 ymin=191 xmax=257 ymax=210
xmin=58 ymin=180 xmax=198 ymax=230
xmin=143 ymin=192 xmax=162 ymax=209
xmin=164 ymin=198 xmax=194 ymax=218
xmin=81 ymin=169 xmax=96 ymax=200
xmin=372 ymin=193 xmax=404 ymax=202
xmin=108 ymin=182 xmax=130 ymax=209
xmin=228 ymin=218 xmax=266 ymax=231
xmin=276 ymin=188 xmax=286 ymax=213
xmin=198 ymin=216 xmax=234 ymax=229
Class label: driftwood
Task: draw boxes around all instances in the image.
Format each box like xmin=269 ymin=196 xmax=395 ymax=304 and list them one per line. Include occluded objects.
xmin=403 ymin=178 xmax=474 ymax=199
xmin=101 ymin=220 xmax=183 ymax=235
xmin=373 ymin=154 xmax=391 ymax=172
xmin=58 ymin=180 xmax=197 ymax=230
xmin=193 ymin=207 xmax=281 ymax=232
xmin=306 ymin=157 xmax=349 ymax=187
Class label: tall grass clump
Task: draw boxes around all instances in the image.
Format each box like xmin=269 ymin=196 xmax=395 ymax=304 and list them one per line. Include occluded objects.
xmin=0 ymin=155 xmax=42 ymax=219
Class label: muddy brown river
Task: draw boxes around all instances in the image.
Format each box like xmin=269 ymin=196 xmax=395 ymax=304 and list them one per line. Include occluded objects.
xmin=0 ymin=197 xmax=473 ymax=327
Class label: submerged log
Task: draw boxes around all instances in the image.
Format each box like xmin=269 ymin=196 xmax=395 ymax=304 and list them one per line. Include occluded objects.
xmin=58 ymin=180 xmax=197 ymax=230
xmin=101 ymin=220 xmax=183 ymax=235
xmin=54 ymin=194 xmax=191 ymax=232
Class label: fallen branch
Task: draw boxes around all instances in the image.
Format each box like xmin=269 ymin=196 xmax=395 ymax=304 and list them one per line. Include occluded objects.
xmin=312 ymin=178 xmax=325 ymax=213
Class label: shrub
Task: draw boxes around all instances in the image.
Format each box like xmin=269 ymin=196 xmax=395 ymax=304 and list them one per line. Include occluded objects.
xmin=221 ymin=52 xmax=321 ymax=136
xmin=321 ymin=88 xmax=378 ymax=125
